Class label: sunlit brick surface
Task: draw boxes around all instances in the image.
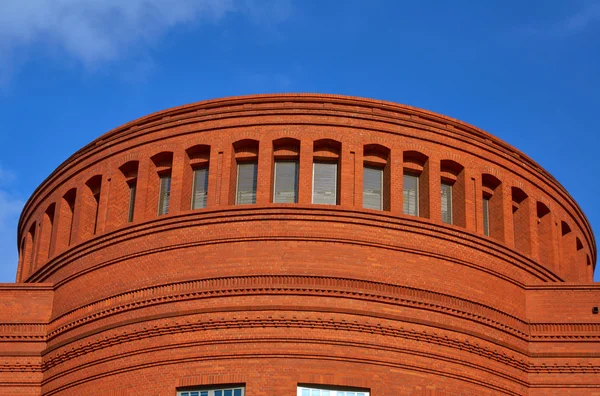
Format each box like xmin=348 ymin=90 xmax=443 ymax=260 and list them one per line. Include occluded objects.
xmin=1 ymin=94 xmax=598 ymax=395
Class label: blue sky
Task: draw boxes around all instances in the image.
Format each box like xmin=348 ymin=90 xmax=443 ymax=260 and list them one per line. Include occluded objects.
xmin=0 ymin=0 xmax=598 ymax=282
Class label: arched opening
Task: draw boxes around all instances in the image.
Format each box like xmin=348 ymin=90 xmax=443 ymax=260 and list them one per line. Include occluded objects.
xmin=37 ymin=203 xmax=56 ymax=265
xmin=511 ymin=187 xmax=531 ymax=255
xmin=312 ymin=139 xmax=341 ymax=205
xmin=536 ymin=202 xmax=554 ymax=268
xmin=403 ymin=151 xmax=429 ymax=218
xmin=482 ymin=174 xmax=503 ymax=240
xmin=363 ymin=144 xmax=390 ymax=211
xmin=183 ymin=145 xmax=211 ymax=210
xmin=148 ymin=152 xmax=174 ymax=216
xmin=56 ymin=188 xmax=76 ymax=251
xmin=23 ymin=223 xmax=36 ymax=276
xmin=79 ymin=175 xmax=102 ymax=239
xmin=440 ymin=159 xmax=465 ymax=227
xmin=231 ymin=140 xmax=259 ymax=205
xmin=273 ymin=138 xmax=300 ymax=204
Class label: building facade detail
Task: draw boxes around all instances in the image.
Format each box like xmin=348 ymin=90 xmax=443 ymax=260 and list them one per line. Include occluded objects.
xmin=0 ymin=94 xmax=598 ymax=395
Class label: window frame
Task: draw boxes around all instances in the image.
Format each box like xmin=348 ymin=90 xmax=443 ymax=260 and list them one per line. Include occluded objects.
xmin=157 ymin=173 xmax=172 ymax=216
xmin=191 ymin=166 xmax=209 ymax=210
xmin=273 ymin=159 xmax=299 ymax=203
xmin=483 ymin=196 xmax=490 ymax=236
xmin=178 ymin=386 xmax=245 ymax=396
xmin=235 ymin=161 xmax=258 ymax=205
xmin=441 ymin=181 xmax=453 ymax=225
xmin=363 ymin=164 xmax=383 ymax=210
xmin=127 ymin=181 xmax=136 ymax=222
xmin=403 ymin=172 xmax=419 ymax=216
xmin=297 ymin=385 xmax=370 ymax=396
xmin=312 ymin=161 xmax=339 ymax=205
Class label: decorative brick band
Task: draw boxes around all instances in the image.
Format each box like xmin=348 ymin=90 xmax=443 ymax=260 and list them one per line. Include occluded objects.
xmin=46 ymin=275 xmax=529 ymax=341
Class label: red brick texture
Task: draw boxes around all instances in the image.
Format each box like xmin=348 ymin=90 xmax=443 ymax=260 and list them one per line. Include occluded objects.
xmin=2 ymin=94 xmax=598 ymax=395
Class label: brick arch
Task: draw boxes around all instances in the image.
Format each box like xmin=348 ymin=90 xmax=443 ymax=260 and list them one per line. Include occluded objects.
xmin=440 ymin=159 xmax=466 ymax=227
xmin=403 ymin=150 xmax=429 ymax=218
xmin=363 ymin=144 xmax=390 ymax=211
xmin=511 ymin=186 xmax=531 ymax=255
xmin=36 ymin=203 xmax=56 ymax=266
xmin=536 ymin=201 xmax=555 ymax=270
xmin=79 ymin=175 xmax=103 ymax=240
xmin=107 ymin=161 xmax=139 ymax=229
xmin=183 ymin=145 xmax=211 ymax=210
xmin=55 ymin=188 xmax=76 ymax=253
xmin=147 ymin=152 xmax=174 ymax=217
xmin=481 ymin=173 xmax=503 ymax=241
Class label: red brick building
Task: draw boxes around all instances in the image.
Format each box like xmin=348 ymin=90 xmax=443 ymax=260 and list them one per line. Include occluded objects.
xmin=1 ymin=94 xmax=598 ymax=395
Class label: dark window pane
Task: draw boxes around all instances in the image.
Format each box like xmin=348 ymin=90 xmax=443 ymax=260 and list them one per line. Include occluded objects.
xmin=158 ymin=174 xmax=171 ymax=215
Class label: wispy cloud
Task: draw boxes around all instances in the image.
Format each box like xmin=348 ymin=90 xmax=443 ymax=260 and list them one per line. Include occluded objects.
xmin=0 ymin=0 xmax=293 ymax=82
xmin=0 ymin=164 xmax=25 ymax=283
xmin=562 ymin=2 xmax=600 ymax=33
xmin=521 ymin=1 xmax=600 ymax=37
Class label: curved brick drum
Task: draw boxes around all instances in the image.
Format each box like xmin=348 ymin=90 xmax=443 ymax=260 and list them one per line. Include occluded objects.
xmin=2 ymin=94 xmax=599 ymax=396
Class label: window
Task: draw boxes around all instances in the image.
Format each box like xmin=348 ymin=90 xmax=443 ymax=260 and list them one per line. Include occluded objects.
xmin=441 ymin=182 xmax=453 ymax=224
xmin=127 ymin=182 xmax=136 ymax=222
xmin=297 ymin=386 xmax=370 ymax=396
xmin=236 ymin=162 xmax=258 ymax=204
xmin=273 ymin=160 xmax=299 ymax=203
xmin=313 ymin=162 xmax=338 ymax=204
xmin=363 ymin=165 xmax=383 ymax=210
xmin=192 ymin=167 xmax=209 ymax=209
xmin=482 ymin=197 xmax=490 ymax=236
xmin=179 ymin=387 xmax=244 ymax=396
xmin=403 ymin=173 xmax=419 ymax=216
xmin=158 ymin=174 xmax=171 ymax=215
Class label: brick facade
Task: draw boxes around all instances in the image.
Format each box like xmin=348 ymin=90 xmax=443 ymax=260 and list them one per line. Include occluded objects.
xmin=1 ymin=94 xmax=598 ymax=395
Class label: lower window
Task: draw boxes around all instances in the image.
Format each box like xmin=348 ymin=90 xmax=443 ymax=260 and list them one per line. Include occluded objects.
xmin=298 ymin=386 xmax=370 ymax=396
xmin=179 ymin=387 xmax=244 ymax=396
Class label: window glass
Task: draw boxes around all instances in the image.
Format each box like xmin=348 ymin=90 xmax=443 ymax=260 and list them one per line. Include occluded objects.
xmin=236 ymin=162 xmax=258 ymax=204
xmin=363 ymin=166 xmax=383 ymax=210
xmin=180 ymin=388 xmax=243 ymax=396
xmin=297 ymin=387 xmax=369 ymax=396
xmin=313 ymin=162 xmax=338 ymax=205
xmin=483 ymin=197 xmax=490 ymax=236
xmin=158 ymin=174 xmax=171 ymax=215
xmin=274 ymin=160 xmax=299 ymax=203
xmin=127 ymin=182 xmax=136 ymax=222
xmin=403 ymin=173 xmax=419 ymax=216
xmin=441 ymin=182 xmax=453 ymax=224
xmin=192 ymin=167 xmax=209 ymax=209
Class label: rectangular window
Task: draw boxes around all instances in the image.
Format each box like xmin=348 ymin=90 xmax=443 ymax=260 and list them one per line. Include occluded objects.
xmin=483 ymin=197 xmax=490 ymax=236
xmin=312 ymin=162 xmax=338 ymax=205
xmin=192 ymin=167 xmax=209 ymax=209
xmin=273 ymin=160 xmax=299 ymax=203
xmin=297 ymin=386 xmax=370 ymax=396
xmin=179 ymin=387 xmax=244 ymax=396
xmin=441 ymin=182 xmax=453 ymax=224
xmin=236 ymin=162 xmax=258 ymax=204
xmin=363 ymin=165 xmax=383 ymax=210
xmin=158 ymin=174 xmax=171 ymax=215
xmin=403 ymin=173 xmax=419 ymax=216
xmin=127 ymin=182 xmax=136 ymax=222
